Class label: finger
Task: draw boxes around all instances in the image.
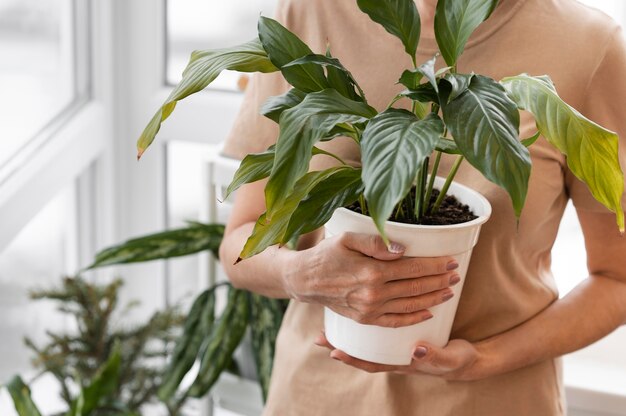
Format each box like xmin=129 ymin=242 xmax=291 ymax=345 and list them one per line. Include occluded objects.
xmin=314 ymin=332 xmax=334 ymax=350
xmin=411 ymin=340 xmax=476 ymax=371
xmin=381 ymin=288 xmax=454 ymax=314
xmin=382 ymin=272 xmax=461 ymax=299
xmin=371 ymin=310 xmax=434 ymax=328
xmin=330 ymin=349 xmax=402 ymax=373
xmin=380 ymin=256 xmax=459 ymax=281
xmin=338 ymin=232 xmax=405 ymax=260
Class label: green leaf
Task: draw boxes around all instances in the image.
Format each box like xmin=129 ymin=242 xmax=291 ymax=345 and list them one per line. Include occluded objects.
xmin=137 ymin=38 xmax=278 ymax=158
xmin=225 ymin=147 xmax=276 ymax=200
xmin=357 ymin=0 xmax=421 ymax=62
xmin=521 ymin=131 xmax=541 ymax=148
xmin=502 ymin=74 xmax=625 ymax=231
xmin=158 ymin=288 xmax=216 ymax=402
xmin=88 ymin=223 xmax=225 ymax=269
xmin=6 ymin=376 xmax=42 ymax=416
xmin=436 ymin=137 xmax=461 ymax=154
xmin=284 ymin=53 xmax=365 ymax=101
xmin=434 ymin=0 xmax=499 ymax=67
xmin=240 ymin=168 xmax=349 ymax=259
xmin=249 ymin=294 xmax=287 ymax=402
xmin=400 ymin=83 xmax=440 ymax=104
xmin=362 ymin=110 xmax=444 ymax=242
xmin=440 ymin=73 xmax=474 ymax=103
xmin=264 ymin=89 xmax=376 ymax=219
xmin=260 ymin=89 xmax=307 ymax=122
xmin=72 ymin=343 xmax=122 ymax=416
xmin=282 ymin=168 xmax=363 ymax=244
xmin=187 ymin=287 xmax=249 ymax=397
xmin=258 ymin=16 xmax=329 ymax=92
xmin=442 ymin=75 xmax=530 ymax=216
xmin=399 ymin=55 xmax=438 ymax=91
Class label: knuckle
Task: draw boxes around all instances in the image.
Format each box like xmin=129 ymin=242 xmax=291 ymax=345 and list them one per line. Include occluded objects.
xmin=402 ymin=300 xmax=419 ymax=314
xmin=410 ymin=279 xmax=425 ymax=295
xmin=362 ymin=288 xmax=379 ymax=305
xmin=362 ymin=264 xmax=382 ymax=284
xmin=336 ymin=232 xmax=352 ymax=247
xmin=408 ymin=260 xmax=425 ymax=276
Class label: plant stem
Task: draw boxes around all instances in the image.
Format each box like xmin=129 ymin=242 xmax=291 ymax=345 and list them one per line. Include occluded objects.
xmin=431 ymin=155 xmax=464 ymax=214
xmin=359 ymin=194 xmax=368 ymax=216
xmin=414 ymin=157 xmax=429 ymax=221
xmin=313 ymin=147 xmax=348 ymax=165
xmin=424 ymin=151 xmax=442 ymax=215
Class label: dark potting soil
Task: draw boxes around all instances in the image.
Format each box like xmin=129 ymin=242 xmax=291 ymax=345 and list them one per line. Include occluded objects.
xmin=347 ymin=188 xmax=477 ymax=226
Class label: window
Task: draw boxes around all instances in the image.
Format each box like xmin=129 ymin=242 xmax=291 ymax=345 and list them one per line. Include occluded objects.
xmin=0 ymin=0 xmax=89 ymax=177
xmin=166 ymin=0 xmax=277 ymax=90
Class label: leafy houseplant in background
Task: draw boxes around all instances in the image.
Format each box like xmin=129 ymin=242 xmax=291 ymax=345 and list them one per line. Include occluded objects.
xmin=5 ymin=224 xmax=286 ymax=415
xmin=5 ymin=277 xmax=185 ymax=416
xmin=135 ymin=0 xmax=624 ymax=364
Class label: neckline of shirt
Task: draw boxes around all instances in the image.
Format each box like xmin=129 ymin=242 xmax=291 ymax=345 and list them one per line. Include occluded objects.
xmin=416 ymin=0 xmax=528 ymax=55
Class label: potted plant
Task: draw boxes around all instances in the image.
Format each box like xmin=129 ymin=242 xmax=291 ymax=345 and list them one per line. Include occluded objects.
xmin=135 ymin=0 xmax=624 ymax=365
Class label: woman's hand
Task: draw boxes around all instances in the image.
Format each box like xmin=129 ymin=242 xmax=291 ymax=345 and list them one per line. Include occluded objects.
xmin=315 ymin=332 xmax=486 ymax=381
xmin=283 ymin=232 xmax=461 ymax=328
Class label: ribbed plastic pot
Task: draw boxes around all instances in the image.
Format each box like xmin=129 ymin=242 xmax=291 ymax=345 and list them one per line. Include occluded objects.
xmin=323 ymin=177 xmax=492 ymax=365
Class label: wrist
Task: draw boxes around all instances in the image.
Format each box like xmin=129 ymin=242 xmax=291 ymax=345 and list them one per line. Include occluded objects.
xmin=466 ymin=338 xmax=503 ymax=381
xmin=280 ymin=248 xmax=307 ymax=301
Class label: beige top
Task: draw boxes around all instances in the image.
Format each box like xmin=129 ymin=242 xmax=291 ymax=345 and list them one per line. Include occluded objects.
xmin=223 ymin=0 xmax=626 ymax=414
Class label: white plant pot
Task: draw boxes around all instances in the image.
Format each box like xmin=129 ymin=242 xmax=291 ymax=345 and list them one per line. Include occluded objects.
xmin=324 ymin=177 xmax=492 ymax=365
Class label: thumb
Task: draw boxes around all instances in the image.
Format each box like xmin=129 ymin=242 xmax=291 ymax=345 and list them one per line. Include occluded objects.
xmin=412 ymin=340 xmax=474 ymax=371
xmin=338 ymin=232 xmax=405 ymax=261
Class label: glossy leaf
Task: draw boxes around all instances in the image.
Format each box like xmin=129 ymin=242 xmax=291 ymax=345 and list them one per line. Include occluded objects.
xmin=249 ymin=294 xmax=288 ymax=401
xmin=265 ymin=89 xmax=376 ymax=219
xmin=502 ymin=74 xmax=625 ymax=230
xmin=434 ymin=0 xmax=499 ymax=67
xmin=442 ymin=75 xmax=530 ymax=216
xmin=258 ymin=16 xmax=329 ymax=92
xmin=137 ymin=38 xmax=278 ymax=158
xmin=6 ymin=376 xmax=42 ymax=416
xmin=260 ymin=89 xmax=307 ymax=122
xmin=158 ymin=288 xmax=216 ymax=401
xmin=284 ymin=53 xmax=365 ymax=101
xmin=282 ymin=168 xmax=363 ymax=243
xmin=357 ymin=0 xmax=421 ymax=61
xmin=399 ymin=55 xmax=438 ymax=91
xmin=187 ymin=287 xmax=249 ymax=397
xmin=88 ymin=223 xmax=225 ymax=269
xmin=436 ymin=137 xmax=461 ymax=154
xmin=440 ymin=73 xmax=474 ymax=103
xmin=225 ymin=147 xmax=276 ymax=200
xmin=521 ymin=131 xmax=541 ymax=148
xmin=362 ymin=110 xmax=444 ymax=241
xmin=400 ymin=83 xmax=440 ymax=104
xmin=240 ymin=168 xmax=349 ymax=259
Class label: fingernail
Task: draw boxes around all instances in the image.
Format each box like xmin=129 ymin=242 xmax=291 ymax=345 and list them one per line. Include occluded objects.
xmin=442 ymin=290 xmax=454 ymax=302
xmin=413 ymin=346 xmax=428 ymax=359
xmin=388 ymin=242 xmax=405 ymax=254
xmin=423 ymin=312 xmax=434 ymax=321
xmin=331 ymin=354 xmax=341 ymax=361
xmin=447 ymin=261 xmax=459 ymax=271
xmin=449 ymin=274 xmax=461 ymax=285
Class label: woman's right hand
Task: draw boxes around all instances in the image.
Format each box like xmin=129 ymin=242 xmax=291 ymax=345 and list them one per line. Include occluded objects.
xmin=282 ymin=232 xmax=461 ymax=328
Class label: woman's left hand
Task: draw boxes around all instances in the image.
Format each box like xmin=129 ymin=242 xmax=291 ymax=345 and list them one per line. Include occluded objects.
xmin=315 ymin=332 xmax=487 ymax=381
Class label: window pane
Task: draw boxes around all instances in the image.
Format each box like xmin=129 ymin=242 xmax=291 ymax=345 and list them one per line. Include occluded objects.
xmin=0 ymin=185 xmax=76 ymax=415
xmin=166 ymin=0 xmax=277 ymax=89
xmin=0 ymin=0 xmax=77 ymax=167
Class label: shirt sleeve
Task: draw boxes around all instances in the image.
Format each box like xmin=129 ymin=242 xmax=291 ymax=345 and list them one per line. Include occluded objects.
xmin=565 ymin=26 xmax=626 ymax=213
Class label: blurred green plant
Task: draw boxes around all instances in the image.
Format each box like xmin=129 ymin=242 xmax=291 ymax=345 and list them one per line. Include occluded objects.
xmin=4 ymin=277 xmax=185 ymax=416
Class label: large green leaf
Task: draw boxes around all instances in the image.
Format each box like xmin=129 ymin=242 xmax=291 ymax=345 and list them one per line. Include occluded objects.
xmin=362 ymin=110 xmax=444 ymax=242
xmin=158 ymin=288 xmax=216 ymax=402
xmin=434 ymin=0 xmax=499 ymax=67
xmin=258 ymin=16 xmax=329 ymax=92
xmin=240 ymin=168 xmax=349 ymax=260
xmin=442 ymin=75 xmax=530 ymax=216
xmin=502 ymin=74 xmax=625 ymax=230
xmin=6 ymin=376 xmax=42 ymax=416
xmin=399 ymin=55 xmax=438 ymax=91
xmin=357 ymin=0 xmax=421 ymax=62
xmin=282 ymin=168 xmax=363 ymax=244
xmin=264 ymin=89 xmax=376 ymax=219
xmin=284 ymin=53 xmax=365 ymax=101
xmin=249 ymin=294 xmax=287 ymax=402
xmin=225 ymin=147 xmax=276 ymax=200
xmin=260 ymin=89 xmax=307 ymax=122
xmin=440 ymin=73 xmax=474 ymax=103
xmin=137 ymin=38 xmax=278 ymax=158
xmin=88 ymin=223 xmax=225 ymax=269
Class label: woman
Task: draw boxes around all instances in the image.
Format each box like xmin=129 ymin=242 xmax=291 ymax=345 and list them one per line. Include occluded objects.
xmin=220 ymin=0 xmax=626 ymax=414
